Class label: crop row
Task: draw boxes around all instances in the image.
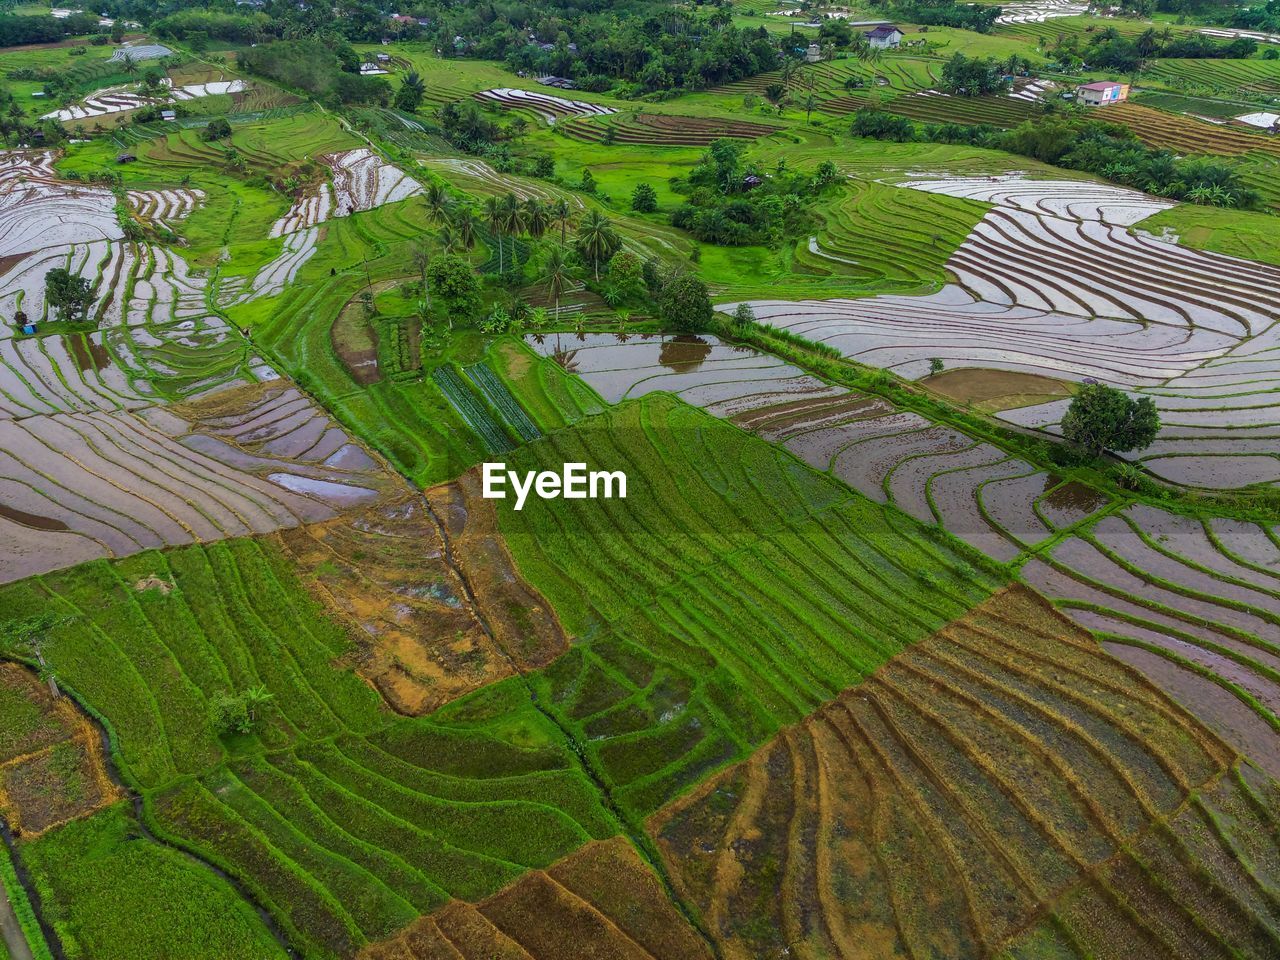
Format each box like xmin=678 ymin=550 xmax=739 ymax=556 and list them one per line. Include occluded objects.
xmin=560 ymin=111 xmax=780 ymax=147
xmin=883 ymin=91 xmax=1044 ymax=128
xmin=496 ymin=395 xmax=1003 ymax=817
xmin=1101 ymin=103 xmax=1280 ymax=160
xmin=1146 ymin=57 xmax=1280 ymax=96
xmin=652 ymin=585 xmax=1260 ymax=960
xmin=1022 ymin=502 xmax=1280 ymax=779
xmin=363 ymin=836 xmax=712 ymax=959
xmin=0 ymin=530 xmax=616 ymax=959
xmin=432 ymin=365 xmax=517 ymax=454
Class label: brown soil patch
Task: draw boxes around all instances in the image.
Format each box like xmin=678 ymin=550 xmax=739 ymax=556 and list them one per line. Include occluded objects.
xmin=922 ymin=367 xmax=1073 ymax=412
xmin=0 ymin=663 xmax=120 ymax=837
xmin=426 ymin=470 xmax=568 ymax=671
xmin=649 ymin=585 xmax=1237 ymax=960
xmin=359 ymin=836 xmax=712 ymax=960
xmin=333 ymin=296 xmax=382 ymax=386
xmin=274 ymin=478 xmax=566 ymax=716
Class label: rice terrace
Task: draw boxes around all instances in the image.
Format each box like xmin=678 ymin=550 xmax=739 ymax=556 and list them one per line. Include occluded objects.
xmin=4 ymin=0 xmax=1280 ymax=958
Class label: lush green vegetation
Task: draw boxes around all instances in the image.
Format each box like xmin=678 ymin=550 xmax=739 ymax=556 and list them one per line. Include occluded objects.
xmin=0 ymin=839 xmax=51 ymax=960
xmin=496 ymin=395 xmax=1005 ymax=817
xmin=21 ymin=804 xmax=286 ymax=960
xmin=0 ymin=540 xmax=615 ymax=959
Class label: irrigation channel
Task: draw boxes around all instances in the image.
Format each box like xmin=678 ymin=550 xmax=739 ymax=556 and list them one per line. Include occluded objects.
xmin=0 ymin=661 xmax=297 ymax=960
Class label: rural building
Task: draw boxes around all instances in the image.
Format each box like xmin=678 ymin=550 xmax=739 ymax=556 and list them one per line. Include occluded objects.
xmin=19 ymin=322 xmax=37 ymax=335
xmin=1076 ymin=80 xmax=1129 ymax=106
xmin=805 ymin=43 xmax=822 ymax=63
xmin=865 ymin=25 xmax=903 ymax=49
xmin=160 ymin=108 xmax=176 ymax=121
xmin=116 ymin=152 xmax=137 ymax=163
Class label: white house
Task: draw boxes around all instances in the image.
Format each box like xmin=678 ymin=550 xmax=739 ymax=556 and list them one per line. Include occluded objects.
xmin=865 ymin=25 xmax=903 ymax=49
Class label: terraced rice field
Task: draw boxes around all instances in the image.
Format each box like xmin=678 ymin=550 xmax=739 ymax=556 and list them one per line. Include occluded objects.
xmin=1021 ymin=503 xmax=1280 ymax=776
xmin=1146 ymin=58 xmax=1280 ymax=97
xmin=522 ymin=332 xmax=1105 ymax=561
xmin=0 ymin=663 xmax=119 ymax=838
xmin=730 ymin=175 xmax=1280 ymax=489
xmin=793 ymin=178 xmax=991 ymax=293
xmin=474 ymin=88 xmax=616 ymax=123
xmin=714 ymin=56 xmax=939 ymax=100
xmin=653 ymin=585 xmax=1276 ymax=960
xmin=494 ymin=393 xmax=1005 ymax=817
xmin=362 ymin=837 xmax=712 ymax=960
xmin=0 ymin=531 xmax=616 ymax=959
xmin=1101 ymin=103 xmax=1280 ymax=159
xmin=883 ymin=90 xmax=1044 ymax=127
xmin=270 ymin=148 xmax=422 ymax=237
xmin=995 ymin=0 xmax=1088 ymax=22
xmin=560 ymin=111 xmax=781 ymax=146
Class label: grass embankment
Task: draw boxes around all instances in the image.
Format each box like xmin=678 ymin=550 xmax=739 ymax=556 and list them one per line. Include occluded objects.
xmin=1138 ymin=202 xmax=1280 ymax=268
xmin=717 ymin=316 xmax=1280 ymax=522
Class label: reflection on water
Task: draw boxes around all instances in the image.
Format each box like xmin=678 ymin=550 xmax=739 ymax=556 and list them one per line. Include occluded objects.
xmin=659 ymin=335 xmax=711 ymax=372
xmin=1040 ymin=477 xmax=1109 ymax=527
xmin=0 ymin=502 xmax=68 ymax=531
xmin=67 ymin=334 xmax=111 ymax=372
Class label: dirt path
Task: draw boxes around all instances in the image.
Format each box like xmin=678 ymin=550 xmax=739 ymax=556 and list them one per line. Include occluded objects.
xmin=0 ymin=874 xmax=35 ymax=960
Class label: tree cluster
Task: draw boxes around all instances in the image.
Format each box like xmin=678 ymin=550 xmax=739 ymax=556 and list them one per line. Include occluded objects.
xmin=670 ymin=139 xmax=836 ymax=246
xmin=888 ymin=0 xmax=1001 ymax=33
xmin=940 ymin=54 xmax=1012 ymax=97
xmin=850 ymin=110 xmax=1258 ymax=208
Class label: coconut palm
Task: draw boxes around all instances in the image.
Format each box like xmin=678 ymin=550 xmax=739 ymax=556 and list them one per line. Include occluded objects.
xmin=524 ymin=198 xmax=549 ymax=239
xmin=451 ymin=204 xmax=477 ymax=249
xmin=484 ymin=194 xmax=505 ymax=273
xmin=501 ymin=191 xmax=525 ymax=241
xmin=401 ymin=69 xmax=425 ymax=104
xmin=424 ymin=181 xmax=450 ymax=226
xmin=553 ymin=198 xmax=571 ymax=245
xmin=574 ymin=209 xmax=620 ymax=281
xmin=438 ymin=224 xmax=458 ymax=254
xmin=545 ymin=246 xmax=568 ymax=320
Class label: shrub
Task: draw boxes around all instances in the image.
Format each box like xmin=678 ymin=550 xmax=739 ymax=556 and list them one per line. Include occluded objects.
xmin=658 ymin=272 xmax=713 ymax=332
xmin=1061 ymin=383 xmax=1160 ymax=459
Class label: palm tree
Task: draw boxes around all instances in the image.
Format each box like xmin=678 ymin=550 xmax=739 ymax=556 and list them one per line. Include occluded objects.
xmin=575 ymin=209 xmax=619 ymax=281
xmin=451 ymin=204 xmax=477 ymax=249
xmin=484 ymin=194 xmax=505 ymax=273
xmin=553 ymin=198 xmax=571 ymax=245
xmin=242 ymin=685 xmax=275 ymax=723
xmin=438 ymin=224 xmax=458 ymax=254
xmin=412 ymin=244 xmax=431 ymax=307
xmin=545 ymin=247 xmax=568 ymax=321
xmin=524 ymin=198 xmax=549 ymax=239
xmin=401 ymin=69 xmax=425 ymax=104
xmin=501 ymin=192 xmax=526 ymax=246
xmin=424 ymin=181 xmax=450 ymax=226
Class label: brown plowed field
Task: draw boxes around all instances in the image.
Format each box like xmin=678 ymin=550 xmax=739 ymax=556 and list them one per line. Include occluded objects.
xmin=650 ymin=585 xmax=1250 ymax=959
xmin=0 ymin=662 xmax=120 ymax=837
xmin=359 ymin=836 xmax=713 ymax=960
